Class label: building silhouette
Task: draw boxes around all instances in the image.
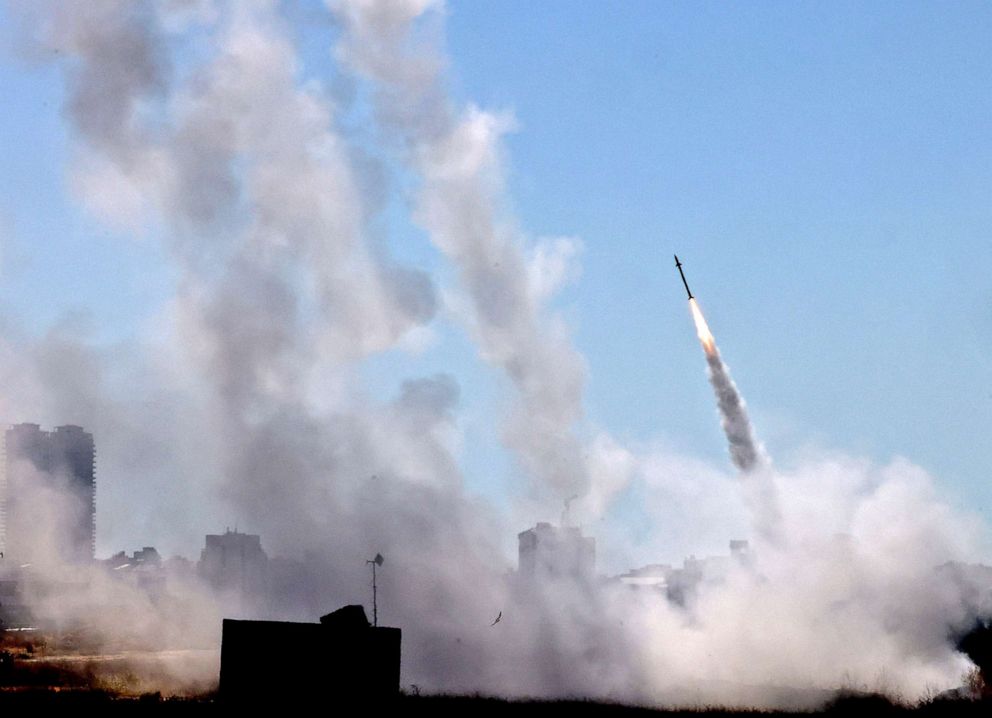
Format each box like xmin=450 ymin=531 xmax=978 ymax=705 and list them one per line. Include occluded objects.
xmin=1 ymin=423 xmax=95 ymax=564
xmin=197 ymin=529 xmax=268 ymax=596
xmin=615 ymin=539 xmax=752 ymax=605
xmin=220 ymin=605 xmax=401 ymax=703
xmin=518 ymin=522 xmax=595 ymax=581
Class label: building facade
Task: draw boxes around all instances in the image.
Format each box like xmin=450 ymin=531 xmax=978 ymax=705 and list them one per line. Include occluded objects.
xmin=197 ymin=529 xmax=269 ymax=596
xmin=1 ymin=423 xmax=96 ymax=564
xmin=518 ymin=522 xmax=595 ymax=581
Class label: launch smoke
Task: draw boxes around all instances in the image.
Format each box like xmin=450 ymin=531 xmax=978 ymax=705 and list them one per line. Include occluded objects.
xmin=4 ymin=1 xmax=991 ymax=707
xmin=689 ymin=299 xmax=765 ymax=474
xmin=704 ymin=349 xmax=764 ymax=473
xmin=689 ymin=298 xmax=781 ymax=543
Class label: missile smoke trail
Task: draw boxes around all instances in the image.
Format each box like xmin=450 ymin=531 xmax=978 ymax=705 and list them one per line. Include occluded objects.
xmin=7 ymin=3 xmax=991 ymax=705
xmin=688 ymin=294 xmax=785 ymax=547
xmin=688 ymin=299 xmax=766 ymax=473
xmin=689 ymin=296 xmax=782 ymax=544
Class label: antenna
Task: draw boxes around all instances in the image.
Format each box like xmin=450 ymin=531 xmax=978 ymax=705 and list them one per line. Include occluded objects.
xmin=366 ymin=553 xmax=384 ymax=627
xmin=561 ymin=495 xmax=579 ymax=527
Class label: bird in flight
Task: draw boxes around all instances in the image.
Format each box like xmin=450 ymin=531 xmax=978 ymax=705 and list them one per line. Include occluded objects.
xmin=490 ymin=611 xmax=502 ymax=626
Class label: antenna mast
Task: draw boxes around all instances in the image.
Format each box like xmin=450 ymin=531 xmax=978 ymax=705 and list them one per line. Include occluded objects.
xmin=366 ymin=553 xmax=384 ymax=626
xmin=561 ymin=494 xmax=579 ymax=527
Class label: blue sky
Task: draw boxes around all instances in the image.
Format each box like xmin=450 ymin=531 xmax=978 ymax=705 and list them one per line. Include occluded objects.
xmin=1 ymin=1 xmax=991 ymax=554
xmin=444 ymin=1 xmax=992 ymax=513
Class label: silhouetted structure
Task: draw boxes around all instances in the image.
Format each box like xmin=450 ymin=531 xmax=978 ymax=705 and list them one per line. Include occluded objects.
xmin=957 ymin=619 xmax=992 ymax=697
xmin=1 ymin=424 xmax=95 ymax=564
xmin=616 ymin=563 xmax=671 ymax=589
xmin=197 ymin=529 xmax=268 ymax=595
xmin=614 ymin=539 xmax=752 ymax=606
xmin=518 ymin=522 xmax=595 ymax=581
xmin=219 ymin=605 xmax=401 ymax=703
xmin=106 ymin=546 xmax=162 ymax=569
xmin=104 ymin=546 xmax=166 ymax=593
xmin=0 ymin=575 xmax=28 ymax=629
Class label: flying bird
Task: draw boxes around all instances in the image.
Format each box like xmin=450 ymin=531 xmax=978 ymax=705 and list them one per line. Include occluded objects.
xmin=490 ymin=611 xmax=502 ymax=626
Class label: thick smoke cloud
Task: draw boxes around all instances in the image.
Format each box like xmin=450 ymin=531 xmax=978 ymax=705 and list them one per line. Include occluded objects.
xmin=332 ymin=0 xmax=604 ymax=509
xmin=1 ymin=0 xmax=990 ymax=707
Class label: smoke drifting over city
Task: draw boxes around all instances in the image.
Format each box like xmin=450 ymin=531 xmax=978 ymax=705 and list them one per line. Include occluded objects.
xmin=1 ymin=0 xmax=990 ymax=708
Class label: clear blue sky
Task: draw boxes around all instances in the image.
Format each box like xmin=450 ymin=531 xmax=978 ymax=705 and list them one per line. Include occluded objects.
xmin=442 ymin=0 xmax=992 ymax=515
xmin=1 ymin=1 xmax=990 ymax=552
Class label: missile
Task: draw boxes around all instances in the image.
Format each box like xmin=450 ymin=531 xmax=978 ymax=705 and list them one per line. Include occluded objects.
xmin=674 ymin=254 xmax=694 ymax=300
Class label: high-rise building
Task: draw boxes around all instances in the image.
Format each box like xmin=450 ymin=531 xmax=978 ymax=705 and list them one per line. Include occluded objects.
xmin=197 ymin=529 xmax=269 ymax=596
xmin=518 ymin=522 xmax=595 ymax=581
xmin=1 ymin=423 xmax=96 ymax=564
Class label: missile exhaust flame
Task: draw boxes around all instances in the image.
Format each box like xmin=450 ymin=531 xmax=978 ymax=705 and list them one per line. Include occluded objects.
xmin=678 ymin=257 xmax=781 ymax=542
xmin=689 ymin=298 xmax=716 ymax=355
xmin=689 ymin=298 xmax=764 ymax=475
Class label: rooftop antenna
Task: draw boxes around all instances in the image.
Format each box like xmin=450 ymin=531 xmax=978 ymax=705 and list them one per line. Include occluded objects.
xmin=366 ymin=553 xmax=384 ymax=627
xmin=561 ymin=494 xmax=579 ymax=528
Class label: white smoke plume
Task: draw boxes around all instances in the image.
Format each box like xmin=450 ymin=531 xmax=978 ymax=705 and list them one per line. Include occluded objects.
xmin=331 ymin=0 xmax=601 ymax=510
xmin=704 ymin=348 xmax=765 ymax=474
xmin=1 ymin=0 xmax=990 ymax=708
xmin=688 ymin=297 xmax=782 ymax=545
xmin=704 ymin=348 xmax=784 ymax=546
xmin=689 ymin=298 xmax=766 ymax=475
